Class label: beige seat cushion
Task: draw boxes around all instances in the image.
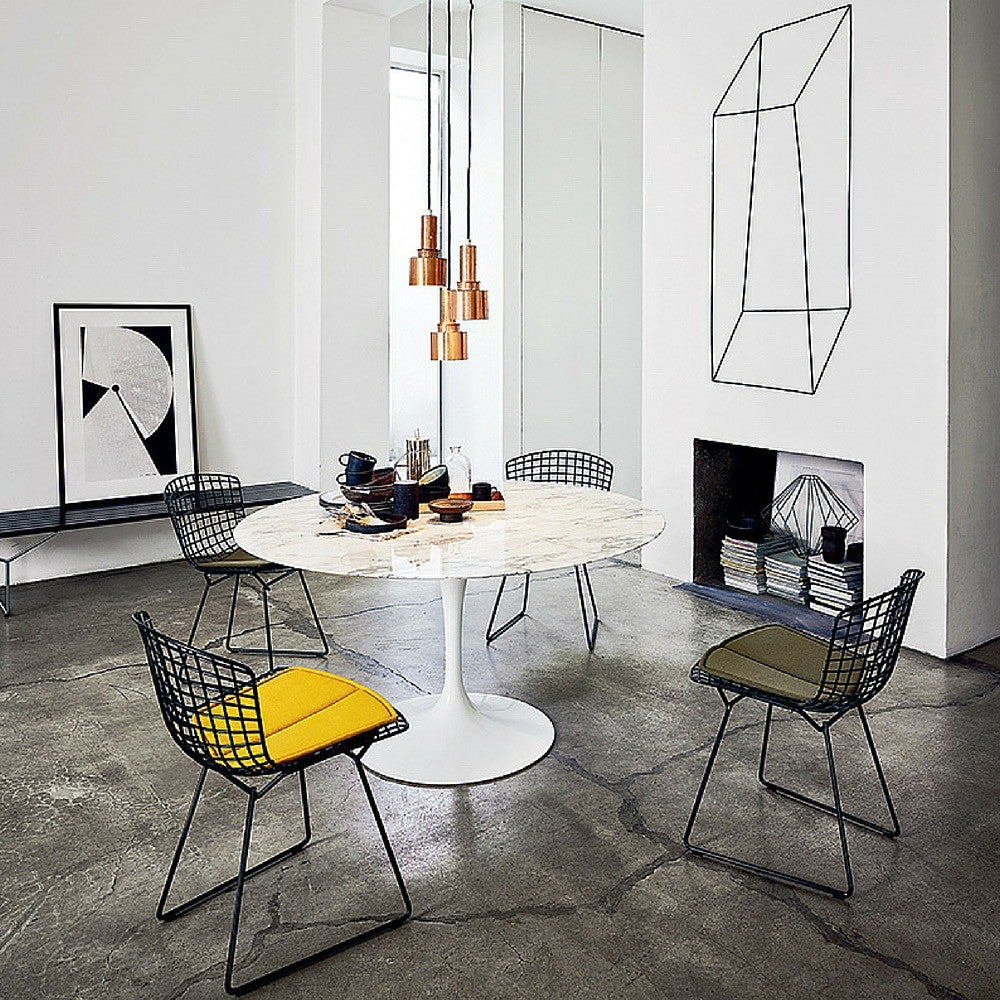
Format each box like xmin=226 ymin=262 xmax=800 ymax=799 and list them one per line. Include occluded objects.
xmin=700 ymin=624 xmax=863 ymax=704
xmin=195 ymin=547 xmax=271 ymax=571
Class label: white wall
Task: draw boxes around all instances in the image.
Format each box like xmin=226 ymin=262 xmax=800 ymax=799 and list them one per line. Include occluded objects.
xmin=643 ymin=1 xmax=951 ymax=655
xmin=439 ymin=2 xmax=505 ymax=487
xmin=320 ymin=5 xmax=391 ymax=488
xmin=947 ymin=0 xmax=1000 ymax=655
xmin=0 ymin=0 xmax=297 ymax=584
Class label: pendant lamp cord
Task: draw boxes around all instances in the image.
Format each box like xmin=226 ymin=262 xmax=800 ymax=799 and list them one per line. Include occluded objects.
xmin=426 ymin=0 xmax=433 ymax=212
xmin=466 ymin=0 xmax=474 ymax=242
xmin=446 ymin=0 xmax=453 ymax=279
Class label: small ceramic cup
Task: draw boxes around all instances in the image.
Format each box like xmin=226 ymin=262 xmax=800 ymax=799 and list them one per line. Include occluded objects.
xmin=339 ymin=450 xmax=377 ymax=485
xmin=472 ymin=481 xmax=492 ymax=502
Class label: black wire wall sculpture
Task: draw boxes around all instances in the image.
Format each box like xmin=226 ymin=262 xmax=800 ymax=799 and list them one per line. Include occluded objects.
xmin=711 ymin=6 xmax=852 ymax=394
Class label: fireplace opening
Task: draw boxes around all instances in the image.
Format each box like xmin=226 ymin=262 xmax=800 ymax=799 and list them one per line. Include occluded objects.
xmin=692 ymin=439 xmax=864 ymax=628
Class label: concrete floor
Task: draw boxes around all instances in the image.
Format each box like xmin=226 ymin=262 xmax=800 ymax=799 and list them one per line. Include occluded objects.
xmin=2 ymin=558 xmax=999 ymax=999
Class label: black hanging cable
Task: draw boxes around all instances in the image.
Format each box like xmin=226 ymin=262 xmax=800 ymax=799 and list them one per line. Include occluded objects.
xmin=446 ymin=0 xmax=453 ymax=281
xmin=466 ymin=0 xmax=474 ymax=241
xmin=426 ymin=0 xmax=433 ymax=212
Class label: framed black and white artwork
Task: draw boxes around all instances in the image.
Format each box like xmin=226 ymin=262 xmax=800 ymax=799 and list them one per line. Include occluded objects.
xmin=53 ymin=303 xmax=197 ymax=508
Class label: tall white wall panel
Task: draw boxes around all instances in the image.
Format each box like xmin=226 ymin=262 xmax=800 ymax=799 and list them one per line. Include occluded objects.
xmin=600 ymin=29 xmax=644 ymax=498
xmin=520 ymin=10 xmax=642 ymax=496
xmin=521 ymin=11 xmax=602 ymax=457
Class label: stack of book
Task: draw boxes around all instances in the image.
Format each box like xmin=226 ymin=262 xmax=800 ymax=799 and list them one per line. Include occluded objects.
xmin=720 ymin=534 xmax=793 ymax=594
xmin=807 ymin=557 xmax=863 ymax=616
xmin=764 ymin=550 xmax=810 ymax=604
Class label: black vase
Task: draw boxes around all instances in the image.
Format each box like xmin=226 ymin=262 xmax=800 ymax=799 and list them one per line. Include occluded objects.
xmin=821 ymin=525 xmax=847 ymax=563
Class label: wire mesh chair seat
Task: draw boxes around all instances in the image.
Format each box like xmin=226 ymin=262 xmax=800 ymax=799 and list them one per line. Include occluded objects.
xmin=133 ymin=611 xmax=411 ymax=996
xmin=684 ymin=569 xmax=924 ymax=899
xmin=164 ymin=473 xmax=328 ymax=670
xmin=486 ymin=450 xmax=613 ymax=652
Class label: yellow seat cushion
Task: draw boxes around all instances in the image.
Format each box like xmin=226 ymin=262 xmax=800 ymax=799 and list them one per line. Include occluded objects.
xmin=195 ymin=547 xmax=271 ymax=571
xmin=700 ymin=624 xmax=863 ymax=704
xmin=193 ymin=666 xmax=399 ymax=768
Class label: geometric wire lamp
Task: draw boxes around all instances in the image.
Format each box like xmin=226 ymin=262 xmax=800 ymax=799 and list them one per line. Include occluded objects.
xmin=763 ymin=474 xmax=858 ymax=558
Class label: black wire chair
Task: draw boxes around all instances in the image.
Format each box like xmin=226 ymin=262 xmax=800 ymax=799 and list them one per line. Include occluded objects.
xmin=133 ymin=611 xmax=411 ymax=996
xmin=486 ymin=450 xmax=614 ymax=652
xmin=684 ymin=569 xmax=924 ymax=898
xmin=164 ymin=473 xmax=328 ymax=670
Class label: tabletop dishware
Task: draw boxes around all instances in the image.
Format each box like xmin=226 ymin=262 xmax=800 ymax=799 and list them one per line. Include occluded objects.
xmin=428 ymin=498 xmax=473 ymax=523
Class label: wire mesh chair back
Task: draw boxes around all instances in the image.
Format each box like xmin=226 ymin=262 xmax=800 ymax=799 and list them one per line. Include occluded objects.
xmin=133 ymin=611 xmax=274 ymax=775
xmin=505 ymin=450 xmax=613 ymax=491
xmin=813 ymin=569 xmax=924 ymax=710
xmin=164 ymin=473 xmax=246 ymax=566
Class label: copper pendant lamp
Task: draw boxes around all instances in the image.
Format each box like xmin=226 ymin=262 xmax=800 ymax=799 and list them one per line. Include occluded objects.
xmin=429 ymin=0 xmax=469 ymax=360
xmin=412 ymin=0 xmax=488 ymax=360
xmin=431 ymin=289 xmax=468 ymax=361
xmin=409 ymin=0 xmax=447 ymax=287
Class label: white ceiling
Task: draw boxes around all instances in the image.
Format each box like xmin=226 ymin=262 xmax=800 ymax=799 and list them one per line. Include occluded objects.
xmin=329 ymin=0 xmax=643 ymax=34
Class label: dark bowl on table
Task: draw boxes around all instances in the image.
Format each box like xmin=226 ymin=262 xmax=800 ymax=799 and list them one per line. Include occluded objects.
xmin=428 ymin=498 xmax=473 ymax=523
xmin=345 ymin=511 xmax=408 ymax=534
xmin=418 ymin=464 xmax=450 ymax=502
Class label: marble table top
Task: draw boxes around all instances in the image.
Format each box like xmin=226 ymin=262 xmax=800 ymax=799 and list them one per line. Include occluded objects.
xmin=234 ymin=482 xmax=665 ymax=580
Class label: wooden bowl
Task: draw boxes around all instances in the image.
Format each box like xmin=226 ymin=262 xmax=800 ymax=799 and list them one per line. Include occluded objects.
xmin=428 ymin=498 xmax=473 ymax=523
xmin=338 ymin=477 xmax=395 ymax=505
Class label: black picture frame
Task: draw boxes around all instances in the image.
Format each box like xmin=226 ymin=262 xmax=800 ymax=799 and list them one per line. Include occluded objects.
xmin=53 ymin=303 xmax=198 ymax=510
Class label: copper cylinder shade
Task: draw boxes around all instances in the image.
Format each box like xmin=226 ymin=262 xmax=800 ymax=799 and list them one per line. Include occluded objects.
xmin=430 ymin=288 xmax=468 ymax=360
xmin=454 ymin=243 xmax=489 ymax=320
xmin=430 ymin=323 xmax=468 ymax=361
xmin=409 ymin=214 xmax=448 ymax=286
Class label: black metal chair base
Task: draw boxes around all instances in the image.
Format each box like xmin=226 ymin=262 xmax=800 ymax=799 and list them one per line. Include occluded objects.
xmin=159 ymin=755 xmax=411 ymax=996
xmin=684 ymin=694 xmax=901 ymax=900
xmin=189 ymin=568 xmax=329 ymax=670
xmin=485 ymin=564 xmax=600 ymax=652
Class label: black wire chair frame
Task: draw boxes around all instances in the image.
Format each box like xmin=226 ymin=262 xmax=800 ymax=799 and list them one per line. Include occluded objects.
xmin=133 ymin=611 xmax=411 ymax=996
xmin=164 ymin=473 xmax=329 ymax=670
xmin=684 ymin=569 xmax=924 ymax=899
xmin=486 ymin=450 xmax=613 ymax=652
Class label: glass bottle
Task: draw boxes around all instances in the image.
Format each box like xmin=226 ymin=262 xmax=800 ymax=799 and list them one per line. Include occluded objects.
xmin=446 ymin=445 xmax=472 ymax=496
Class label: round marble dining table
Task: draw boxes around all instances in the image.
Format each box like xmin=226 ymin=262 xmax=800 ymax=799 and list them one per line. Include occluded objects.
xmin=235 ymin=482 xmax=665 ymax=786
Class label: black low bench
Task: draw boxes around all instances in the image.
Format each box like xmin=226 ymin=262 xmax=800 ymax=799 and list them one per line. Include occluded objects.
xmin=0 ymin=481 xmax=311 ymax=616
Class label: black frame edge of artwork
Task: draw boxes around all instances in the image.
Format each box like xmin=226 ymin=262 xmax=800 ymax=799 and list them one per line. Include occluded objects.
xmin=53 ymin=303 xmax=198 ymax=512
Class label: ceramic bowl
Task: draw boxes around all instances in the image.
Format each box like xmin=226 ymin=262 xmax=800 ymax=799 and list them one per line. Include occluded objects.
xmin=345 ymin=511 xmax=408 ymax=534
xmin=337 ymin=470 xmax=396 ymax=505
xmin=428 ymin=498 xmax=473 ymax=523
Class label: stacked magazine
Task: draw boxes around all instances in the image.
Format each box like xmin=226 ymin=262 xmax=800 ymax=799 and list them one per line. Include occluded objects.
xmin=764 ymin=550 xmax=810 ymax=604
xmin=807 ymin=557 xmax=863 ymax=616
xmin=720 ymin=533 xmax=793 ymax=594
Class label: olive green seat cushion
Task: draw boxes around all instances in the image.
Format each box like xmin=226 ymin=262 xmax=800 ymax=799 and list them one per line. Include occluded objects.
xmin=195 ymin=547 xmax=272 ymax=572
xmin=699 ymin=624 xmax=862 ymax=704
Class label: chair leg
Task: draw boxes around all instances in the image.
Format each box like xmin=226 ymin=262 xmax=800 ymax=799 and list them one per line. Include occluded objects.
xmin=683 ymin=692 xmax=739 ymax=848
xmin=485 ymin=573 xmax=531 ymax=644
xmin=685 ymin=696 xmax=853 ymax=899
xmin=225 ymin=788 xmax=258 ymax=996
xmin=224 ymin=570 xmax=329 ymax=666
xmin=224 ymin=760 xmax=411 ymax=996
xmin=296 ymin=570 xmax=330 ymax=658
xmin=353 ymin=756 xmax=412 ymax=921
xmin=758 ymin=704 xmax=899 ymax=837
xmin=823 ymin=721 xmax=854 ymax=899
xmin=157 ymin=770 xmax=311 ymax=924
xmin=857 ymin=706 xmax=901 ymax=837
xmin=574 ymin=564 xmax=600 ymax=652
xmin=187 ymin=578 xmax=214 ymax=646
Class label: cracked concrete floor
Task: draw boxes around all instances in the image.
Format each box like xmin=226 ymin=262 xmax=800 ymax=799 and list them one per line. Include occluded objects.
xmin=2 ymin=558 xmax=999 ymax=999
